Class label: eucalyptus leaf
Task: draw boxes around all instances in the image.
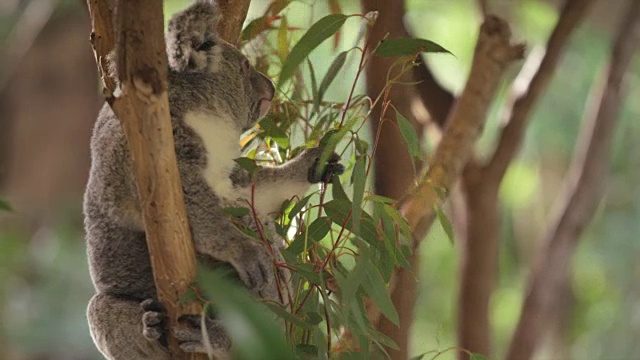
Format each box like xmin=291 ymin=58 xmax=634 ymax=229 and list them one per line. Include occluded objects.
xmin=375 ymin=38 xmax=452 ymax=57
xmin=278 ymin=14 xmax=349 ymax=87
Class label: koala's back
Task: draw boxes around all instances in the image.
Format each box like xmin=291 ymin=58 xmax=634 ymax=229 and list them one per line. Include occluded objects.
xmin=84 ymin=73 xmax=227 ymax=300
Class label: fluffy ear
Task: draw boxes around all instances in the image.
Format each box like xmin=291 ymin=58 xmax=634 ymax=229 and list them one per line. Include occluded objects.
xmin=166 ymin=0 xmax=221 ymax=71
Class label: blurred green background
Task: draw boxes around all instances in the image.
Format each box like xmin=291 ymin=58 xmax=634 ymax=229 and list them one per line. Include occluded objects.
xmin=0 ymin=0 xmax=638 ymax=359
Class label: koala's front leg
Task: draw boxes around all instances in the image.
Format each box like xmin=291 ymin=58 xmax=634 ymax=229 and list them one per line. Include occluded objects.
xmin=232 ymin=147 xmax=345 ymax=217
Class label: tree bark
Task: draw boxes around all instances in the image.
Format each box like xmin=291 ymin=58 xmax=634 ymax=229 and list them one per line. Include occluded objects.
xmin=216 ymin=0 xmax=251 ymax=45
xmin=86 ymin=0 xmax=204 ymax=358
xmin=506 ymin=1 xmax=640 ymax=358
xmin=455 ymin=1 xmax=593 ymax=357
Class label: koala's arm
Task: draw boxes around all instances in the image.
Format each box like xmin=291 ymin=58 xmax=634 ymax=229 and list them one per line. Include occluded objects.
xmin=230 ymin=147 xmax=343 ymax=217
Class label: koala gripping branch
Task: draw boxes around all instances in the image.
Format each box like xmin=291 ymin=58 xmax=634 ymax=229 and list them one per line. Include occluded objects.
xmin=87 ymin=1 xmax=205 ymax=359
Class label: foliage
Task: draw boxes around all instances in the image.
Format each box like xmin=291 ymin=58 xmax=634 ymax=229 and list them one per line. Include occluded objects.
xmin=187 ymin=3 xmax=448 ymax=358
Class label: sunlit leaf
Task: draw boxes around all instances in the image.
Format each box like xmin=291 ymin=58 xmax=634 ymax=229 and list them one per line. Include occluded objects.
xmin=277 ymin=16 xmax=289 ymax=62
xmin=375 ymin=38 xmax=452 ymax=57
xmin=278 ymin=14 xmax=349 ymax=87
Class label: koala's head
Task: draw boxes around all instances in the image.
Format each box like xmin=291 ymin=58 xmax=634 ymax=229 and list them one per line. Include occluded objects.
xmin=166 ymin=0 xmax=275 ymax=129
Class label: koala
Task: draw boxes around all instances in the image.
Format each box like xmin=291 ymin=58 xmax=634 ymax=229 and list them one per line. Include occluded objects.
xmin=84 ymin=1 xmax=343 ymax=359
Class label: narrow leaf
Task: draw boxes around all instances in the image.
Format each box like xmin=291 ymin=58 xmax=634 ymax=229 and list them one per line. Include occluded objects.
xmin=395 ymin=110 xmax=421 ymax=160
xmin=317 ymin=51 xmax=348 ymax=106
xmin=288 ymin=194 xmax=313 ymax=220
xmin=362 ymin=262 xmax=399 ymax=325
xmin=375 ymin=38 xmax=452 ymax=57
xmin=278 ymin=14 xmax=349 ymax=87
xmin=434 ymin=205 xmax=455 ymax=245
xmin=288 ymin=217 xmax=331 ymax=255
xmin=351 ymin=155 xmax=367 ymax=235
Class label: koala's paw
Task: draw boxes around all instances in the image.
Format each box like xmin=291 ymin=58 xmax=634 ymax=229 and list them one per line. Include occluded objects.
xmin=308 ymin=151 xmax=345 ymax=183
xmin=231 ymin=242 xmax=279 ymax=300
xmin=141 ymin=299 xmax=167 ymax=346
xmin=175 ymin=314 xmax=231 ymax=357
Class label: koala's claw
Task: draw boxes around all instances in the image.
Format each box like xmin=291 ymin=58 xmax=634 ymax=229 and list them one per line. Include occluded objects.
xmin=308 ymin=152 xmax=345 ymax=183
xmin=174 ymin=314 xmax=231 ymax=356
xmin=141 ymin=299 xmax=167 ymax=345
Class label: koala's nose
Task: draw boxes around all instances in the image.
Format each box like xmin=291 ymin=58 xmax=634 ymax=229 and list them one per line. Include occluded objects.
xmin=261 ymin=73 xmax=275 ymax=101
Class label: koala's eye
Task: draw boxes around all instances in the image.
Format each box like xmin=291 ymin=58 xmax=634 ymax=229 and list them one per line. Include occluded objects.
xmin=196 ymin=40 xmax=216 ymax=52
xmin=241 ymin=59 xmax=251 ymax=73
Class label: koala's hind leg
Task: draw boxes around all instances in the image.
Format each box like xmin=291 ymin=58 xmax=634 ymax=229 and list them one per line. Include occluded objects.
xmin=87 ymin=293 xmax=170 ymax=360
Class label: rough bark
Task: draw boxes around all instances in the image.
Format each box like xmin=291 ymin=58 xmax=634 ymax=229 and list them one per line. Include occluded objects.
xmin=216 ymin=0 xmax=251 ymax=45
xmin=506 ymin=1 xmax=640 ymax=358
xmin=86 ymin=1 xmax=204 ymax=358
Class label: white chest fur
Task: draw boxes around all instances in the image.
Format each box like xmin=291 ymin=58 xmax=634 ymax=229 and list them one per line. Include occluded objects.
xmin=183 ymin=111 xmax=240 ymax=202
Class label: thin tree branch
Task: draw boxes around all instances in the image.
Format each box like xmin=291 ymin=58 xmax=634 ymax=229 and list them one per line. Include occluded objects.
xmin=370 ymin=17 xmax=524 ymax=360
xmin=401 ymin=16 xmax=524 ymax=248
xmin=216 ymin=0 xmax=251 ymax=45
xmin=506 ymin=1 xmax=640 ymax=358
xmin=87 ymin=1 xmax=204 ymax=359
xmin=86 ymin=0 xmax=116 ymax=96
xmin=486 ymin=0 xmax=594 ymax=181
xmin=455 ymin=1 xmax=594 ymax=357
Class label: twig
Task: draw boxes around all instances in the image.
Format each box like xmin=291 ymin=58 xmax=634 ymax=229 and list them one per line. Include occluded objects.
xmin=505 ymin=1 xmax=640 ymax=359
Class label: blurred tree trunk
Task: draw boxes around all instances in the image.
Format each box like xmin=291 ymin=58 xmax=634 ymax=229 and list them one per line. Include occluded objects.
xmin=0 ymin=5 xmax=100 ymax=234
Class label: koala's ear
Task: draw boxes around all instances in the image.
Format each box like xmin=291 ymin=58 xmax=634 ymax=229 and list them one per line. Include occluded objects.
xmin=166 ymin=0 xmax=221 ymax=71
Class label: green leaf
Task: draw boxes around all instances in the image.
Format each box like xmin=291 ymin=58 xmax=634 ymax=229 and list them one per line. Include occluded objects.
xmin=365 ymin=194 xmax=395 ymax=204
xmin=434 ymin=205 xmax=455 ymax=245
xmin=316 ymin=50 xmax=348 ymax=107
xmin=265 ymin=303 xmax=314 ymax=330
xmin=288 ymin=217 xmax=331 ymax=255
xmin=362 ymin=261 xmax=399 ymax=325
xmin=339 ymin=248 xmax=369 ymax=302
xmin=308 ymin=59 xmax=319 ymax=106
xmin=470 ymin=354 xmax=487 ymax=360
xmin=198 ymin=269 xmax=295 ymax=360
xmin=287 ymin=194 xmax=313 ymax=220
xmin=278 ymin=14 xmax=349 ymax=87
xmin=0 ymin=198 xmax=12 ymax=212
xmin=223 ymin=206 xmax=250 ymax=217
xmin=234 ymin=157 xmax=258 ymax=174
xmin=331 ymin=175 xmax=349 ymax=202
xmin=324 ymin=200 xmax=382 ymax=250
xmin=395 ymin=110 xmax=421 ymax=160
xmin=375 ymin=38 xmax=452 ymax=57
xmin=351 ymin=155 xmax=367 ymax=235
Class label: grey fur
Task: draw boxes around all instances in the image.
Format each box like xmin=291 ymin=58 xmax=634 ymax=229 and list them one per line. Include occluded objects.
xmin=84 ymin=1 xmax=343 ymax=359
